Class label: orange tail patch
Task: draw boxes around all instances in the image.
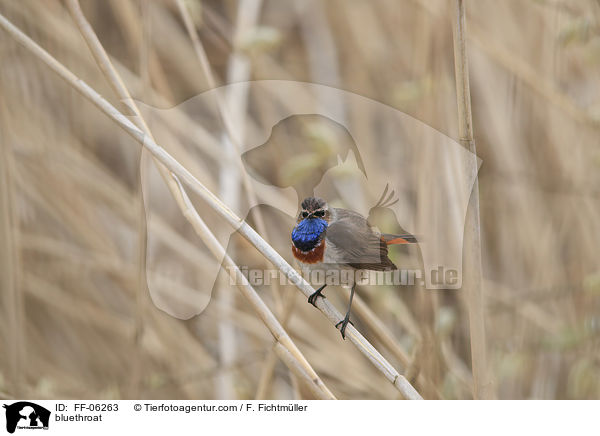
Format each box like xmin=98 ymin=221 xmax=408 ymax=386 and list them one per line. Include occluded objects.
xmin=386 ymin=237 xmax=411 ymax=245
xmin=382 ymin=233 xmax=418 ymax=245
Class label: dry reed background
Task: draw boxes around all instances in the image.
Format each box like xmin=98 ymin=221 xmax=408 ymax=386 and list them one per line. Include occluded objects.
xmin=1 ymin=0 xmax=599 ymax=400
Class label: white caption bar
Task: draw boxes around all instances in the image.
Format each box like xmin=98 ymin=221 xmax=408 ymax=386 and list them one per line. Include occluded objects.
xmin=0 ymin=400 xmax=596 ymax=436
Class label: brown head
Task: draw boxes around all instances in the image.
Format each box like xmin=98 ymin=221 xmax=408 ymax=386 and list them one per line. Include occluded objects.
xmin=297 ymin=197 xmax=330 ymax=223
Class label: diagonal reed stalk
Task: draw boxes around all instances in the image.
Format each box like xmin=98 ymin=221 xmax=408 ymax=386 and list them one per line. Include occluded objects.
xmin=62 ymin=0 xmax=332 ymax=400
xmin=174 ymin=0 xmax=270 ymax=246
xmin=0 ymin=10 xmax=422 ymax=400
xmin=451 ymin=0 xmax=493 ymax=399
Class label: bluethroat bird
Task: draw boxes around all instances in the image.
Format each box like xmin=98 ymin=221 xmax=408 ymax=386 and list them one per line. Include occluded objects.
xmin=291 ymin=190 xmax=418 ymax=339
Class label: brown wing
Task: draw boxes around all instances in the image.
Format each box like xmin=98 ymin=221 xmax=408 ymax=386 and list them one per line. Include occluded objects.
xmin=326 ymin=208 xmax=397 ymax=271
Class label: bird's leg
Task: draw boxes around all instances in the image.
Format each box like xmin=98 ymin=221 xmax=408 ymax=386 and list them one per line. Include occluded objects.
xmin=335 ymin=282 xmax=356 ymax=339
xmin=308 ymin=284 xmax=327 ymax=307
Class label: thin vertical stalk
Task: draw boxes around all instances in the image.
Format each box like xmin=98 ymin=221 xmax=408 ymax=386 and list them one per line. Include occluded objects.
xmin=451 ymin=0 xmax=493 ymax=399
xmin=129 ymin=0 xmax=153 ymax=400
xmin=176 ymin=0 xmax=296 ymax=397
xmin=255 ymin=289 xmax=297 ymax=399
xmin=215 ymin=0 xmax=262 ymax=400
xmin=0 ymin=102 xmax=23 ymax=398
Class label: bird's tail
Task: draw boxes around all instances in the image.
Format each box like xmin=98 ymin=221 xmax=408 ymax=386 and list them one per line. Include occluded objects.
xmin=382 ymin=233 xmax=418 ymax=245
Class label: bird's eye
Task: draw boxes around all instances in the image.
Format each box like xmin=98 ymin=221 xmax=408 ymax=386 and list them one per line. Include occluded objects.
xmin=314 ymin=210 xmax=325 ymax=217
xmin=301 ymin=211 xmax=308 ymax=218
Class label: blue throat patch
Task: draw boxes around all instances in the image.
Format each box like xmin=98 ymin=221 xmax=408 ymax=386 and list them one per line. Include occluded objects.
xmin=291 ymin=218 xmax=328 ymax=252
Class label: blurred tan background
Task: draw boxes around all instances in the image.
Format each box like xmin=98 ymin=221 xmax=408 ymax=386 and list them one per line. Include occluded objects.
xmin=0 ymin=0 xmax=599 ymax=400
